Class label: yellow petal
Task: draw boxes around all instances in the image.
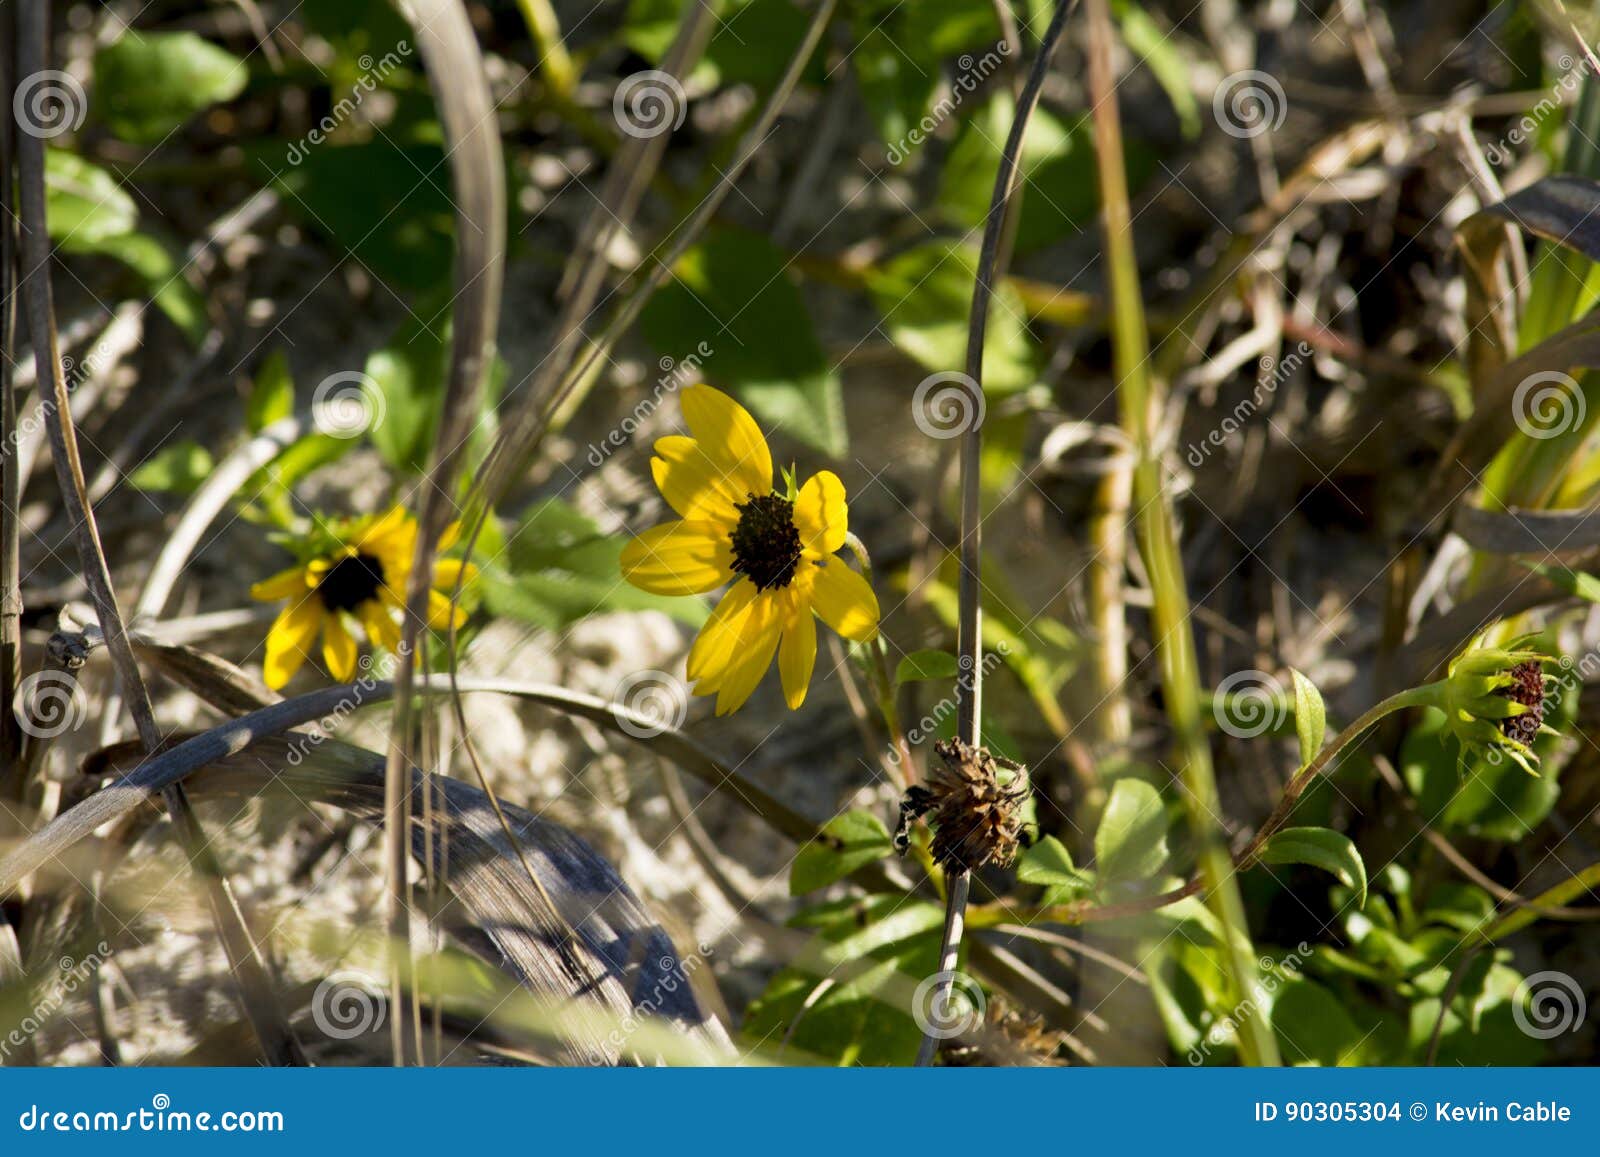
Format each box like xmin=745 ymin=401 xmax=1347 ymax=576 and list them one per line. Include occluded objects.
xmin=713 ymin=592 xmax=782 ymax=715
xmin=621 ymin=520 xmax=734 ymax=595
xmin=680 ymin=385 xmax=771 ymax=499
xmin=358 ymin=505 xmax=413 ymax=552
xmin=263 ymin=598 xmax=323 ymax=690
xmin=359 ymin=601 xmax=403 ymax=653
xmin=432 ymin=558 xmax=478 ymax=591
xmin=778 ymin=592 xmax=817 ymax=710
xmin=323 ymin=613 xmax=358 ymax=682
xmin=794 ymin=470 xmax=848 ymax=556
xmin=250 ymin=565 xmax=310 ymax=602
xmin=808 ymin=558 xmax=879 ymax=643
xmin=651 ymin=436 xmax=745 ymax=524
xmin=437 ymin=519 xmax=462 ymax=552
xmin=687 ymin=579 xmax=759 ymax=689
xmin=427 ymin=589 xmax=467 ymax=631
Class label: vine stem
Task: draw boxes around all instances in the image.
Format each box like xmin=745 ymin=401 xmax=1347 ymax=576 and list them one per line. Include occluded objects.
xmin=914 ymin=0 xmax=1075 ymax=1069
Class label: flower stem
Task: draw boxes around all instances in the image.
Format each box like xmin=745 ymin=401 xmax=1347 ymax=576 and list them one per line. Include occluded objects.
xmin=845 ymin=533 xmax=914 ymax=787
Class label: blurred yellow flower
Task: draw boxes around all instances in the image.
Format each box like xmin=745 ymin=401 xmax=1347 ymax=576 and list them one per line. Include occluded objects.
xmin=250 ymin=506 xmax=476 ymax=689
xmin=620 ymin=385 xmax=879 ymax=715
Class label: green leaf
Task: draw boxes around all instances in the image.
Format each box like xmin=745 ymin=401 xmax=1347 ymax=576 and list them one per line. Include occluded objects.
xmin=484 ymin=499 xmax=707 ymax=630
xmin=640 ymin=229 xmax=846 ymax=457
xmin=790 ymin=811 xmax=895 ymax=895
xmin=848 ymin=0 xmax=1004 ymax=145
xmin=894 ymin=649 xmax=960 ymax=684
xmin=743 ymin=896 xmax=945 ymax=1065
xmin=1289 ymin=668 xmax=1326 ymax=768
xmin=1094 ymin=778 xmax=1169 ymax=884
xmin=1271 ymin=977 xmax=1367 ymax=1066
xmin=863 ymin=240 xmax=1036 ymax=393
xmin=362 ymin=308 xmax=504 ymax=474
xmin=1523 ymin=559 xmax=1600 ymax=603
xmin=44 ymin=149 xmax=137 ymax=244
xmin=130 ymin=439 xmax=214 ymax=495
xmin=1112 ymin=0 xmax=1201 ymax=137
xmin=247 ymin=352 xmax=296 ymax=433
xmin=1016 ymin=835 xmax=1095 ymax=901
xmin=1258 ymin=826 xmax=1368 ymax=909
xmin=85 ymin=231 xmax=208 ymax=344
xmin=93 ymin=30 xmax=248 ymax=144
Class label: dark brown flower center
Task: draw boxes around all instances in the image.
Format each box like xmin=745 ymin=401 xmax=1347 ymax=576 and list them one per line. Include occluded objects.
xmin=1497 ymin=659 xmax=1545 ymax=748
xmin=316 ymin=552 xmax=386 ymax=612
xmin=730 ymin=492 xmax=801 ymax=590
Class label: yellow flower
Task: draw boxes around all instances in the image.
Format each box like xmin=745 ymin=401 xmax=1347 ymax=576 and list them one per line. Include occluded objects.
xmin=250 ymin=506 xmax=477 ymax=689
xmin=620 ymin=385 xmax=880 ymax=715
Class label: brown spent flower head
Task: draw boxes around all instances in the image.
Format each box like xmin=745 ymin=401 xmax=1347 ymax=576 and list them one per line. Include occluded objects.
xmin=1497 ymin=659 xmax=1545 ymax=750
xmin=939 ymin=996 xmax=1065 ymax=1068
xmin=895 ymin=738 xmax=1028 ymax=872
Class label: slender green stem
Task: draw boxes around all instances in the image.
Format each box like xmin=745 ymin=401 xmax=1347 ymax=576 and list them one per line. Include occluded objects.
xmin=844 ymin=533 xmax=913 ymax=788
xmin=1083 ymin=0 xmax=1279 ymax=1065
xmin=513 ymin=0 xmax=577 ymax=99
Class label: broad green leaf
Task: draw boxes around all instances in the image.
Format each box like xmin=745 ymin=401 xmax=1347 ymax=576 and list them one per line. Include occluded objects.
xmin=247 ymin=352 xmax=296 ymax=433
xmin=483 ymin=499 xmax=707 ymax=630
xmin=743 ymin=896 xmax=945 ymax=1065
xmin=1289 ymin=668 xmax=1326 ymax=768
xmin=1094 ymin=778 xmax=1169 ymax=884
xmin=790 ymin=811 xmax=895 ymax=895
xmin=849 ymin=0 xmax=1003 ymax=145
xmin=1112 ymin=0 xmax=1201 ymax=137
xmin=85 ymin=231 xmax=208 ymax=344
xmin=44 ymin=149 xmax=137 ymax=244
xmin=93 ymin=30 xmax=248 ymax=144
xmin=130 ymin=439 xmax=214 ymax=495
xmin=1270 ymin=977 xmax=1366 ymax=1066
xmin=863 ymin=240 xmax=1036 ymax=393
xmin=894 ymin=649 xmax=960 ymax=684
xmin=1257 ymin=826 xmax=1368 ymax=909
xmin=1016 ymin=835 xmax=1095 ymax=902
xmin=640 ymin=229 xmax=846 ymax=456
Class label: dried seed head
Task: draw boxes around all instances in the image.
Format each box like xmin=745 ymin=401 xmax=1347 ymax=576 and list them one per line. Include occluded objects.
xmin=1497 ymin=658 xmax=1545 ymax=750
xmin=897 ymin=738 xmax=1028 ymax=872
xmin=939 ymin=996 xmax=1064 ymax=1067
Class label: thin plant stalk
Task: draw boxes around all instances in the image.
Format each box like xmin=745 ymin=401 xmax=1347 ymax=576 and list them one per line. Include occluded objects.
xmin=1082 ymin=0 xmax=1281 ymax=1065
xmin=914 ymin=0 xmax=1075 ymax=1068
